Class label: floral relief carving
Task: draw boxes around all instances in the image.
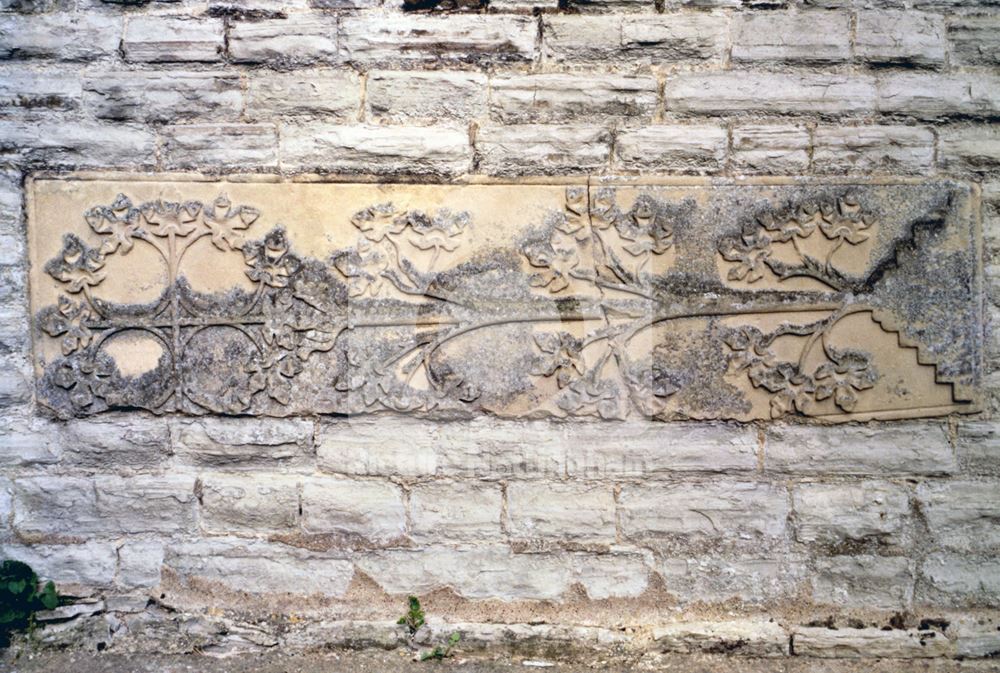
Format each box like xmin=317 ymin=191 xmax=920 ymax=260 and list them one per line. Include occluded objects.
xmin=32 ymin=184 xmax=971 ymax=421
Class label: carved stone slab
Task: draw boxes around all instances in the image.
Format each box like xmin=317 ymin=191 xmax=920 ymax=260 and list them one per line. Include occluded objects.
xmin=28 ymin=176 xmax=982 ymax=422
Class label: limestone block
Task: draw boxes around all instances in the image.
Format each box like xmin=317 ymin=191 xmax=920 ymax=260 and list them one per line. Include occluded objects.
xmin=246 ymin=70 xmax=361 ymax=121
xmin=652 ymin=620 xmax=789 ymax=656
xmin=615 ymin=125 xmax=727 ymax=172
xmin=490 ymin=73 xmax=657 ymax=124
xmin=732 ymin=12 xmax=850 ymax=63
xmin=368 ymin=71 xmax=486 ymax=125
xmin=667 ymin=73 xmax=876 ymax=116
xmin=0 ymin=120 xmax=156 ymax=168
xmin=792 ymin=626 xmax=954 ymax=658
xmin=956 ymin=420 xmax=1000 ymax=475
xmin=0 ymin=541 xmax=117 ymax=587
xmin=811 ymin=555 xmax=914 ymax=609
xmin=0 ymin=66 xmax=80 ymax=111
xmin=83 ymin=71 xmax=243 ymax=123
xmin=920 ymin=553 xmax=1000 ymax=605
xmin=949 ymin=616 xmax=1000 ymax=658
xmin=621 ymin=481 xmax=789 ymax=540
xmin=856 ymin=11 xmax=945 ymax=67
xmin=124 ymin=16 xmax=225 ymax=63
xmin=341 ymin=14 xmax=535 ymax=66
xmin=949 ymin=17 xmax=1000 ymax=66
xmin=0 ymin=417 xmax=62 ymax=467
xmin=542 ymin=14 xmax=726 ymax=64
xmin=475 ymin=124 xmax=611 ymax=175
xmin=916 ymin=480 xmax=1000 ymax=551
xmin=939 ymin=126 xmax=1000 ymax=173
xmin=812 ymin=126 xmax=935 ymax=175
xmin=281 ymin=123 xmax=470 ymax=175
xmin=164 ymin=539 xmax=354 ymax=596
xmin=0 ymin=14 xmax=121 ymax=61
xmin=793 ymin=481 xmax=910 ymax=544
xmin=878 ymin=74 xmax=1000 ymax=119
xmin=200 ymin=474 xmax=300 ymax=533
xmin=0 ymin=168 xmax=21 ymax=234
xmin=229 ymin=15 xmax=337 ymax=66
xmin=506 ymin=481 xmax=616 ymax=544
xmin=765 ymin=423 xmax=956 ymax=475
xmin=94 ymin=476 xmax=198 ymax=534
xmin=300 ymin=477 xmax=405 ymax=543
xmin=658 ymin=555 xmax=808 ymax=605
xmin=731 ymin=125 xmax=810 ymax=175
xmin=58 ymin=415 xmax=170 ymax=468
xmin=409 ymin=481 xmax=502 ymax=541
xmin=161 ymin=124 xmax=279 ymax=170
xmin=172 ymin=417 xmax=314 ymax=469
xmin=117 ymin=539 xmax=164 ymax=589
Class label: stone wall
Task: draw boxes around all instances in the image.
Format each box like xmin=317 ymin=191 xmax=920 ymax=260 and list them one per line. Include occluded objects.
xmin=1 ymin=0 xmax=999 ymax=666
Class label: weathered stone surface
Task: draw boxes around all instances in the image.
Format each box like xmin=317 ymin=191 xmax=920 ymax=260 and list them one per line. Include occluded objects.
xmin=200 ymin=474 xmax=299 ymax=533
xmin=856 ymin=11 xmax=945 ymax=67
xmin=229 ymin=16 xmax=338 ymax=66
xmin=920 ymin=553 xmax=1000 ymax=605
xmin=878 ymin=75 xmax=1000 ymax=119
xmin=792 ymin=626 xmax=953 ymax=658
xmin=812 ymin=126 xmax=935 ymax=175
xmin=172 ymin=417 xmax=314 ymax=469
xmin=667 ymin=73 xmax=876 ymax=116
xmin=58 ymin=416 xmax=170 ymax=468
xmin=615 ymin=125 xmax=727 ymax=173
xmin=652 ymin=620 xmax=789 ymax=657
xmin=341 ymin=15 xmax=535 ymax=66
xmin=0 ymin=14 xmax=121 ymax=61
xmin=0 ymin=541 xmax=116 ymax=587
xmin=475 ymin=125 xmax=611 ymax=174
xmin=281 ymin=124 xmax=470 ymax=175
xmin=765 ymin=424 xmax=957 ymax=475
xmin=164 ymin=539 xmax=354 ymax=596
xmin=0 ymin=417 xmax=62 ymax=467
xmin=732 ymin=12 xmax=850 ymax=63
xmin=368 ymin=71 xmax=486 ymax=125
xmin=490 ymin=74 xmax=657 ymax=124
xmin=939 ymin=126 xmax=1000 ymax=173
xmin=0 ymin=120 xmax=156 ymax=168
xmin=916 ymin=481 xmax=1000 ymax=551
xmin=949 ymin=616 xmax=1000 ymax=658
xmin=117 ymin=539 xmax=164 ymax=589
xmin=956 ymin=421 xmax=1000 ymax=475
xmin=949 ymin=17 xmax=1000 ymax=66
xmin=83 ymin=72 xmax=243 ymax=123
xmin=731 ymin=125 xmax=810 ymax=175
xmin=0 ymin=67 xmax=80 ymax=110
xmin=161 ymin=124 xmax=279 ymax=171
xmin=793 ymin=481 xmax=909 ymax=545
xmin=409 ymin=481 xmax=502 ymax=541
xmin=542 ymin=14 xmax=726 ymax=64
xmin=658 ymin=555 xmax=808 ymax=605
xmin=246 ymin=70 xmax=360 ymax=121
xmin=506 ymin=481 xmax=616 ymax=544
xmin=812 ymin=555 xmax=914 ymax=609
xmin=621 ymin=481 xmax=789 ymax=541
xmin=123 ymin=16 xmax=225 ymax=63
xmin=300 ymin=477 xmax=405 ymax=543
xmin=27 ymin=179 xmax=980 ymax=422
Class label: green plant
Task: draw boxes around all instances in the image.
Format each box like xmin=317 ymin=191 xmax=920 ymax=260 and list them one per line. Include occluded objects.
xmin=0 ymin=560 xmax=59 ymax=647
xmin=397 ymin=595 xmax=425 ymax=634
xmin=420 ymin=632 xmax=461 ymax=661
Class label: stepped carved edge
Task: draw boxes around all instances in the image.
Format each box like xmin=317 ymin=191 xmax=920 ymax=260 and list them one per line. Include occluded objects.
xmin=27 ymin=176 xmax=982 ymax=422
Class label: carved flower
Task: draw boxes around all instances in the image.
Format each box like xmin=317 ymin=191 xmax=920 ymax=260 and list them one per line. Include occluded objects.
xmin=531 ymin=331 xmax=585 ymax=388
xmin=723 ymin=325 xmax=773 ymax=374
xmin=85 ymin=193 xmax=143 ymax=255
xmin=351 ymin=203 xmax=407 ymax=242
xmin=246 ymin=349 xmax=302 ymax=407
xmin=819 ymin=198 xmax=872 ymax=245
xmin=261 ymin=293 xmax=297 ymax=350
xmin=615 ymin=195 xmax=673 ymax=257
xmin=333 ymin=239 xmax=390 ymax=298
xmin=758 ymin=203 xmax=822 ymax=242
xmin=40 ymin=296 xmax=94 ymax=356
xmin=718 ymin=229 xmax=772 ymax=283
xmin=555 ymin=187 xmax=590 ymax=240
xmin=406 ymin=209 xmax=469 ymax=259
xmin=53 ymin=353 xmax=114 ymax=409
xmin=623 ymin=363 xmax=679 ymax=417
xmin=141 ymin=200 xmax=202 ymax=238
xmin=523 ymin=232 xmax=584 ymax=293
xmin=814 ymin=347 xmax=877 ymax=412
xmin=244 ymin=228 xmax=300 ymax=288
xmin=204 ymin=194 xmax=260 ymax=252
xmin=336 ymin=350 xmax=420 ymax=411
xmin=558 ymin=378 xmax=622 ymax=420
xmin=45 ymin=234 xmax=106 ymax=293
